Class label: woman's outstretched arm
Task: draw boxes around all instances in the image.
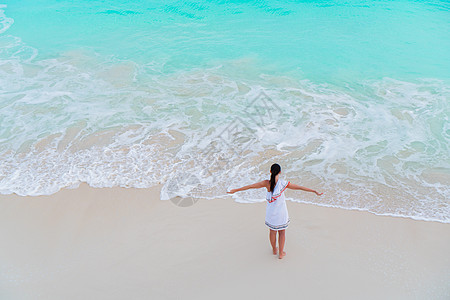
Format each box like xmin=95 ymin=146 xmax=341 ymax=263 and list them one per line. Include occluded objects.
xmin=227 ymin=180 xmax=268 ymax=194
xmin=288 ymin=183 xmax=323 ymax=196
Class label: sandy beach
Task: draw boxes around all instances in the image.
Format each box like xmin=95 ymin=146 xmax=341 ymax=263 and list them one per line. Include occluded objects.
xmin=2 ymin=1 xmax=450 ymax=299
xmin=0 ymin=184 xmax=449 ymax=300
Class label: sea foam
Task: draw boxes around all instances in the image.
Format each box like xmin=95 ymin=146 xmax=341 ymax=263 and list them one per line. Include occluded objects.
xmin=0 ymin=3 xmax=449 ymax=223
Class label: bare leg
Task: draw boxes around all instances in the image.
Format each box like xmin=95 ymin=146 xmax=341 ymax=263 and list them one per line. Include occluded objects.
xmin=269 ymin=229 xmax=277 ymax=254
xmin=278 ymin=229 xmax=286 ymax=259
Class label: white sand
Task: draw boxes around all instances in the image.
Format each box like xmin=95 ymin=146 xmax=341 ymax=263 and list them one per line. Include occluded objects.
xmin=0 ymin=184 xmax=449 ymax=299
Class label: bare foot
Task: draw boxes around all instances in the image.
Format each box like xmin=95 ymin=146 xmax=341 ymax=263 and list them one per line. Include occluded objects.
xmin=278 ymin=251 xmax=286 ymax=259
xmin=272 ymin=247 xmax=278 ymax=255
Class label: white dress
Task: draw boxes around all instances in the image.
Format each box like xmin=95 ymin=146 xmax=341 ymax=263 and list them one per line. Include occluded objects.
xmin=265 ymin=179 xmax=290 ymax=231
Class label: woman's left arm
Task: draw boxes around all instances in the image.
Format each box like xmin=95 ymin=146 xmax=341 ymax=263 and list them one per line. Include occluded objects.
xmin=227 ymin=181 xmax=267 ymax=194
xmin=287 ymin=183 xmax=323 ymax=196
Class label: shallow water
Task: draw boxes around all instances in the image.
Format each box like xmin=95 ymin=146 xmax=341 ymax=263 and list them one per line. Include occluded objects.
xmin=0 ymin=1 xmax=449 ymax=222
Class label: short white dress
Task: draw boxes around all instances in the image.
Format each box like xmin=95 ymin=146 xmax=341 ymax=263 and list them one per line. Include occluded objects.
xmin=265 ymin=179 xmax=290 ymax=231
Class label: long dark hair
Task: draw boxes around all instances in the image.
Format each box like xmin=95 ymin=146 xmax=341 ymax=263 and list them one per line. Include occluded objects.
xmin=270 ymin=163 xmax=281 ymax=192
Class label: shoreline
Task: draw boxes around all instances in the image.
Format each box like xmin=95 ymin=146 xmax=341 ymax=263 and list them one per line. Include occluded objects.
xmin=4 ymin=179 xmax=449 ymax=224
xmin=1 ymin=184 xmax=449 ymax=299
xmin=285 ymin=199 xmax=450 ymax=225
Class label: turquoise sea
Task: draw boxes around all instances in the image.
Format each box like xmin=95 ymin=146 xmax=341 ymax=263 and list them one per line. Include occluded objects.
xmin=0 ymin=1 xmax=449 ymax=222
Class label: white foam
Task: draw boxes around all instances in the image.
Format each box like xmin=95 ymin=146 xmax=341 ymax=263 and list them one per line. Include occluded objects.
xmin=0 ymin=15 xmax=448 ymax=223
xmin=0 ymin=5 xmax=13 ymax=34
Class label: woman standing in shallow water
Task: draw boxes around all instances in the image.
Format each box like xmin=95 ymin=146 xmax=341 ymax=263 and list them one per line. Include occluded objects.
xmin=227 ymin=163 xmax=323 ymax=259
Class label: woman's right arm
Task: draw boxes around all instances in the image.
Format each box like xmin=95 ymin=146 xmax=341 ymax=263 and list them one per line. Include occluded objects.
xmin=227 ymin=180 xmax=268 ymax=194
xmin=287 ymin=183 xmax=323 ymax=196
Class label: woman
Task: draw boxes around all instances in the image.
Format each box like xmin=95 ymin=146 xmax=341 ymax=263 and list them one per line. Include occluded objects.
xmin=227 ymin=163 xmax=323 ymax=259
